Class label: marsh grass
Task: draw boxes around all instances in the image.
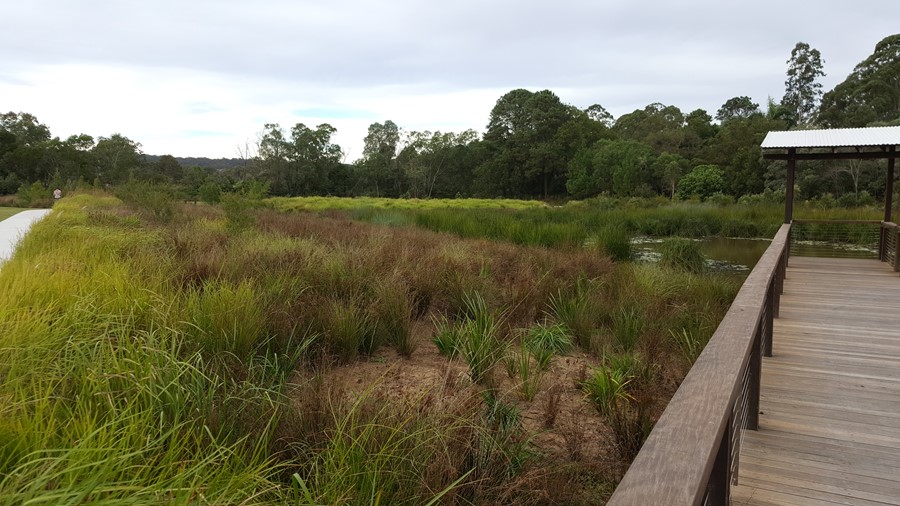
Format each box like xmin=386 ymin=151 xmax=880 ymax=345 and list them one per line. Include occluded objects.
xmin=582 ymin=354 xmax=655 ymax=460
xmin=548 ymin=286 xmax=598 ymax=351
xmin=457 ymin=293 xmax=508 ymax=385
xmin=611 ymin=307 xmax=644 ymax=352
xmin=523 ymin=322 xmax=571 ymax=370
xmin=593 ymin=225 xmax=633 ymax=261
xmin=658 ymin=237 xmax=706 ymax=273
xmin=504 ymin=335 xmax=546 ymax=401
xmin=1 ymin=192 xmax=756 ymax=503
xmin=273 ymin=196 xmax=882 ymax=253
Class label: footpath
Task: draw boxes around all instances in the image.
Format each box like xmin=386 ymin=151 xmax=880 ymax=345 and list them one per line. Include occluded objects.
xmin=0 ymin=209 xmax=52 ymax=263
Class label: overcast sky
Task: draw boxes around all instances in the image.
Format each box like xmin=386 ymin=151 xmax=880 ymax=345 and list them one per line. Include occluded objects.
xmin=2 ymin=1 xmax=897 ymax=161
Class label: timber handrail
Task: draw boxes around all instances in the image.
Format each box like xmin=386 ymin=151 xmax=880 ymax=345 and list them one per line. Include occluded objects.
xmin=608 ymin=224 xmax=791 ymax=506
xmin=792 ymin=219 xmax=883 ymax=224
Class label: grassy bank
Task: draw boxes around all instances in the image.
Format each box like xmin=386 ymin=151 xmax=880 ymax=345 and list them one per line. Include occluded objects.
xmin=1 ymin=193 xmax=742 ymax=504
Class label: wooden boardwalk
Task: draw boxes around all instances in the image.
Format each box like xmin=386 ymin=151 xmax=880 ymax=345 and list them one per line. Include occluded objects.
xmin=732 ymin=257 xmax=900 ymax=506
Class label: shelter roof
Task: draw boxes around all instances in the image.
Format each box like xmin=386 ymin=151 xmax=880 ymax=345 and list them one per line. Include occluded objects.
xmin=761 ymin=126 xmax=900 ymax=150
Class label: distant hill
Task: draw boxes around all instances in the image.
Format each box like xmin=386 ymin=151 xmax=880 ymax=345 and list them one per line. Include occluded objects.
xmin=145 ymin=155 xmax=249 ymax=170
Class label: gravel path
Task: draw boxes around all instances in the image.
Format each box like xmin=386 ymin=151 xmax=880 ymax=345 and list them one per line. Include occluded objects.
xmin=0 ymin=209 xmax=52 ymax=263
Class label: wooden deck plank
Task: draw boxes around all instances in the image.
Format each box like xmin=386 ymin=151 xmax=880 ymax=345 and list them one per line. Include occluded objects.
xmin=733 ymin=257 xmax=900 ymax=506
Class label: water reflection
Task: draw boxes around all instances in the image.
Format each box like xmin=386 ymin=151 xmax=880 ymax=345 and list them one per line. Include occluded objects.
xmin=633 ymin=237 xmax=772 ymax=274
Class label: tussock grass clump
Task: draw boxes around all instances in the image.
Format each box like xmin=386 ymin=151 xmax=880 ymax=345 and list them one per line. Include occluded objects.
xmin=504 ymin=335 xmax=546 ymax=401
xmin=611 ymin=307 xmax=644 ymax=352
xmin=183 ymin=278 xmax=268 ymax=358
xmin=526 ymin=322 xmax=571 ymax=366
xmin=548 ymin=285 xmax=600 ymax=351
xmin=593 ymin=224 xmax=633 ymax=261
xmin=582 ymin=354 xmax=655 ymax=460
xmin=457 ymin=293 xmax=509 ymax=385
xmin=658 ymin=237 xmax=707 ymax=273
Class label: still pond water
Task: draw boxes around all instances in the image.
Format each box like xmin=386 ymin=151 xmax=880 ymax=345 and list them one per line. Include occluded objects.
xmin=634 ymin=237 xmax=772 ymax=275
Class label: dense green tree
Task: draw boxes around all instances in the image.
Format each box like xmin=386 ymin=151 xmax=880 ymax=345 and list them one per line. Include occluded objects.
xmin=566 ymin=139 xmax=655 ymax=198
xmin=359 ymin=120 xmax=403 ymax=196
xmin=701 ymin=115 xmax=788 ymax=196
xmin=155 ymin=154 xmax=183 ymax=182
xmin=653 ymin=152 xmax=690 ymax=199
xmin=614 ymin=103 xmax=684 ymax=141
xmin=256 ymin=122 xmax=342 ymax=196
xmin=399 ymin=129 xmax=478 ymax=198
xmin=477 ymin=89 xmax=575 ymax=197
xmin=715 ymin=97 xmax=761 ymax=123
xmin=0 ymin=112 xmax=51 ymax=146
xmin=782 ymin=42 xmax=825 ymax=125
xmin=585 ymin=104 xmax=614 ymax=127
xmin=92 ymin=134 xmax=143 ymax=184
xmin=819 ymin=34 xmax=900 ymax=127
xmin=677 ymin=165 xmax=725 ymax=200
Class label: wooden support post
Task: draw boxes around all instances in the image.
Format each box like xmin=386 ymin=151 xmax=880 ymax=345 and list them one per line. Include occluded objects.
xmin=764 ymin=282 xmax=775 ymax=357
xmin=886 ymin=151 xmax=895 ymax=224
xmin=774 ymin=251 xmax=785 ymax=318
xmin=785 ymin=149 xmax=796 ymax=224
xmin=883 ymin=153 xmax=896 ymax=262
xmin=706 ymin=422 xmax=732 ymax=506
xmin=748 ymin=329 xmax=762 ymax=430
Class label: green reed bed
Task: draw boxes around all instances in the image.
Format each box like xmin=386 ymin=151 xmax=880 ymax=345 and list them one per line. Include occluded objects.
xmin=271 ymin=196 xmax=883 ymax=251
xmin=1 ymin=192 xmax=745 ymax=504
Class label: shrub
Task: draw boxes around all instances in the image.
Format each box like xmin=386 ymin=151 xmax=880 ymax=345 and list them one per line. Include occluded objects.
xmin=15 ymin=181 xmax=51 ymax=207
xmin=198 ymin=182 xmax=222 ymax=204
xmin=221 ymin=193 xmax=255 ymax=232
xmin=114 ymin=181 xmax=176 ymax=222
xmin=677 ymin=165 xmax=724 ymax=200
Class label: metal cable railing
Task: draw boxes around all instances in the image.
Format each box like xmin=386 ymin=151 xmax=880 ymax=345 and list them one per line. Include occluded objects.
xmin=790 ymin=220 xmax=882 ymax=259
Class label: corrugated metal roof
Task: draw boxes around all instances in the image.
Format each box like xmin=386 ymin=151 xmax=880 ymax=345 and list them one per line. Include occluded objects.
xmin=761 ymin=126 xmax=900 ymax=149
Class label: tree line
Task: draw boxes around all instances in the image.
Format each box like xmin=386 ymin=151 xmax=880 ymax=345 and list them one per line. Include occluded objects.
xmin=2 ymin=35 xmax=898 ymax=204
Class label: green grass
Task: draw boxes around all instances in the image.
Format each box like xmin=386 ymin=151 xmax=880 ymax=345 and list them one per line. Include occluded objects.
xmin=0 ymin=207 xmax=23 ymax=221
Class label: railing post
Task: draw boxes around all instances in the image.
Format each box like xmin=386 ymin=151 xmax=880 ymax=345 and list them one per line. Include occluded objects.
xmin=774 ymin=251 xmax=784 ymax=318
xmin=764 ymin=282 xmax=775 ymax=357
xmin=706 ymin=421 xmax=732 ymax=506
xmin=748 ymin=327 xmax=762 ymax=430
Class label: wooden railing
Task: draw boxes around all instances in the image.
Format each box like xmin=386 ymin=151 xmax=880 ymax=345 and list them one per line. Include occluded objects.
xmin=882 ymin=222 xmax=899 ymax=272
xmin=607 ymin=224 xmax=790 ymax=506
